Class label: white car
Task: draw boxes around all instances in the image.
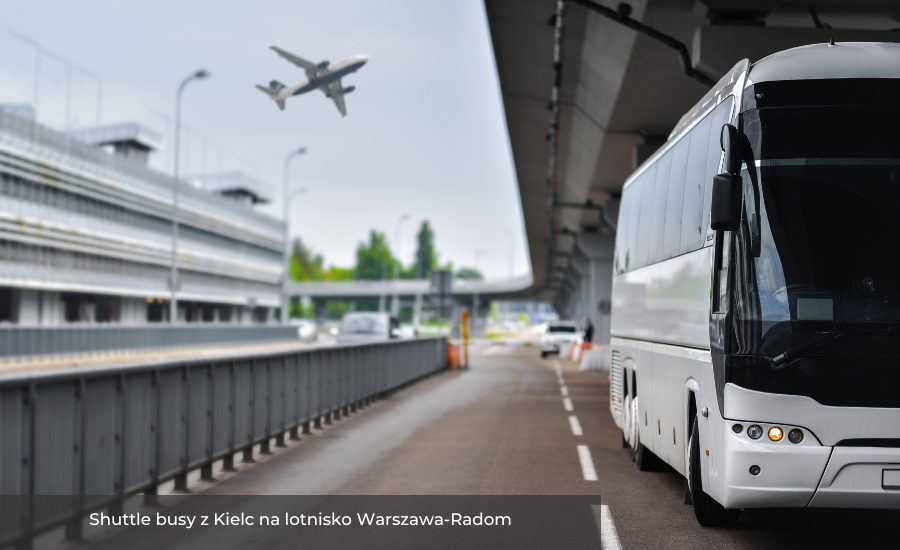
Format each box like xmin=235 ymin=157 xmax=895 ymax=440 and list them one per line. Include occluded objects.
xmin=540 ymin=321 xmax=581 ymax=358
xmin=336 ymin=312 xmax=401 ymax=345
xmin=290 ymin=319 xmax=318 ymax=342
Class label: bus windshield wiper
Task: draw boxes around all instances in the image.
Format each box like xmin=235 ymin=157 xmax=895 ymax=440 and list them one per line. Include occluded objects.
xmin=771 ymin=326 xmax=898 ymax=368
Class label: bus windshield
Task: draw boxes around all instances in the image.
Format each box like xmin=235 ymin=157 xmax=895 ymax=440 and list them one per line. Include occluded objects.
xmin=731 ymin=99 xmax=900 ymax=360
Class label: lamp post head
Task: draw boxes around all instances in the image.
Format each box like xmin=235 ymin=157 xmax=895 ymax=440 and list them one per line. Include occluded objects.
xmin=194 ymin=69 xmax=210 ymax=79
xmin=296 ymin=147 xmax=307 ymax=155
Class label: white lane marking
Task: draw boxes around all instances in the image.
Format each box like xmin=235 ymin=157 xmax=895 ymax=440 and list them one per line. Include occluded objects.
xmin=568 ymin=415 xmax=583 ymax=436
xmin=557 ymin=376 xmax=565 ymax=385
xmin=563 ymin=397 xmax=573 ymax=411
xmin=482 ymin=347 xmax=499 ymax=355
xmin=560 ymin=385 xmax=569 ymax=397
xmin=592 ymin=505 xmax=622 ymax=550
xmin=577 ymin=445 xmax=598 ymax=481
xmin=553 ymin=360 xmax=562 ymax=376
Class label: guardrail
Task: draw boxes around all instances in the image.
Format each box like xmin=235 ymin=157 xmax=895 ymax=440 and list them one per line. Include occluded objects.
xmin=0 ymin=337 xmax=447 ymax=548
xmin=0 ymin=325 xmax=301 ymax=363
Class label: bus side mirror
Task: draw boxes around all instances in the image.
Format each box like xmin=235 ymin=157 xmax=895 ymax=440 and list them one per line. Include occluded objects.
xmin=710 ymin=174 xmax=741 ymax=231
xmin=720 ymin=124 xmax=741 ymax=175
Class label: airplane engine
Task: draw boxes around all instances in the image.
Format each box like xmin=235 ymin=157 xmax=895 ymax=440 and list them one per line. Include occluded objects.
xmin=317 ymin=60 xmax=330 ymax=69
xmin=343 ymin=85 xmax=356 ymax=94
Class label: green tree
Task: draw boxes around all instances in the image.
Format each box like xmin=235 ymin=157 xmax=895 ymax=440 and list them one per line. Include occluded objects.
xmin=355 ymin=231 xmax=398 ymax=281
xmin=414 ymin=221 xmax=438 ymax=279
xmin=325 ymin=267 xmax=353 ymax=282
xmin=289 ymin=237 xmax=354 ymax=282
xmin=289 ymin=238 xmax=325 ymax=281
xmin=455 ymin=267 xmax=483 ymax=280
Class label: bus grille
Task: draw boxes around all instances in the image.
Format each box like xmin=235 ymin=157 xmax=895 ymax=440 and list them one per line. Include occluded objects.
xmin=610 ymin=349 xmax=623 ymax=418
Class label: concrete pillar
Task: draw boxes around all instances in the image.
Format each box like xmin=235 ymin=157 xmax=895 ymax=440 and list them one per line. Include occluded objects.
xmin=378 ymin=293 xmax=386 ymax=313
xmin=412 ymin=293 xmax=422 ymax=329
xmin=17 ymin=289 xmax=39 ymax=325
xmin=576 ymin=233 xmax=615 ymax=346
xmin=40 ymin=291 xmax=63 ymax=326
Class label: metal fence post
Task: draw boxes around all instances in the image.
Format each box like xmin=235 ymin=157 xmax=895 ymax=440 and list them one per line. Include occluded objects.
xmin=64 ymin=379 xmax=86 ymax=542
xmin=222 ymin=361 xmax=236 ymax=472
xmin=200 ymin=363 xmax=216 ymax=481
xmin=14 ymin=384 xmax=35 ymax=550
xmin=143 ymin=370 xmax=160 ymax=507
xmin=260 ymin=358 xmax=272 ymax=455
xmin=242 ymin=360 xmax=256 ymax=464
xmin=173 ymin=366 xmax=190 ymax=492
xmin=110 ymin=373 xmax=125 ymax=515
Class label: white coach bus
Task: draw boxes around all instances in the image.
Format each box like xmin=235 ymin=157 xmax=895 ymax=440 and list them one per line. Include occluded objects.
xmin=609 ymin=42 xmax=900 ymax=526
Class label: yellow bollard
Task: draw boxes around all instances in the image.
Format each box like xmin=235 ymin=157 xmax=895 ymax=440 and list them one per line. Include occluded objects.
xmin=461 ymin=309 xmax=469 ymax=368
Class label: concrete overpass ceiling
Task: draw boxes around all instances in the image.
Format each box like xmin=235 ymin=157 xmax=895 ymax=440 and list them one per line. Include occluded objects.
xmin=486 ymin=0 xmax=900 ymax=303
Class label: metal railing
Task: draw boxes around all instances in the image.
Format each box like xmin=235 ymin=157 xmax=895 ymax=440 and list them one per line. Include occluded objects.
xmin=0 ymin=337 xmax=447 ymax=548
xmin=0 ymin=325 xmax=302 ymax=363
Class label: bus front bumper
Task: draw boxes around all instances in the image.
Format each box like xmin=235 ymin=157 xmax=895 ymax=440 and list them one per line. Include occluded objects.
xmin=808 ymin=447 xmax=900 ymax=508
xmin=720 ymin=383 xmax=900 ymax=509
xmin=719 ymin=427 xmax=900 ymax=509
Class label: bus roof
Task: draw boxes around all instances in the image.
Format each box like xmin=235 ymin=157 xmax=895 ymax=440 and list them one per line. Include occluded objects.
xmin=624 ymin=42 xmax=900 ymax=193
xmin=748 ymin=42 xmax=900 ymax=85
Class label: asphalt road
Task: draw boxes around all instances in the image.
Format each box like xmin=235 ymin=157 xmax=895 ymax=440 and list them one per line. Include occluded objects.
xmin=78 ymin=346 xmax=900 ymax=549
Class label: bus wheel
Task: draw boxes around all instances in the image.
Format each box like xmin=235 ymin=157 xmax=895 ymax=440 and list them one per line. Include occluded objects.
xmin=634 ymin=428 xmax=663 ymax=471
xmin=689 ymin=416 xmax=741 ymax=526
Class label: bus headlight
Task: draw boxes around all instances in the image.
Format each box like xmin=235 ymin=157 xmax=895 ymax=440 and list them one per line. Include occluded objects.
xmin=788 ymin=429 xmax=804 ymax=444
xmin=747 ymin=424 xmax=763 ymax=439
xmin=768 ymin=426 xmax=784 ymax=442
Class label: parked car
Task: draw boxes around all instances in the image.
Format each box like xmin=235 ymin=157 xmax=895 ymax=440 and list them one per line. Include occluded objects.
xmin=540 ymin=321 xmax=581 ymax=358
xmin=337 ymin=312 xmax=400 ymax=345
xmin=290 ymin=319 xmax=318 ymax=342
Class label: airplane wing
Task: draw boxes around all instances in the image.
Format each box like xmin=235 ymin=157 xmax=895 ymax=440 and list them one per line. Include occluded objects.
xmin=269 ymin=46 xmax=317 ymax=76
xmin=321 ymin=79 xmax=347 ymax=117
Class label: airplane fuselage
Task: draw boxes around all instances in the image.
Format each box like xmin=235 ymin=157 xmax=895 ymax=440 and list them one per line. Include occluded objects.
xmin=278 ymin=56 xmax=369 ymax=99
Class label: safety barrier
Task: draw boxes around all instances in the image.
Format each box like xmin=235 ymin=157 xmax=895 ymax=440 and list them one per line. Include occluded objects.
xmin=0 ymin=324 xmax=301 ymax=363
xmin=0 ymin=337 xmax=447 ymax=548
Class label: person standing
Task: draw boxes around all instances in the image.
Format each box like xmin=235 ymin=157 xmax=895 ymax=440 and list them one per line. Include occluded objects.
xmin=584 ymin=319 xmax=594 ymax=344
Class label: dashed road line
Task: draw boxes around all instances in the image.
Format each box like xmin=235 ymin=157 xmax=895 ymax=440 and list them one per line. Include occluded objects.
xmin=482 ymin=347 xmax=499 ymax=356
xmin=563 ymin=397 xmax=573 ymax=411
xmin=577 ymin=445 xmax=598 ymax=481
xmin=592 ymin=505 xmax=623 ymax=550
xmin=568 ymin=415 xmax=583 ymax=436
xmin=560 ymin=385 xmax=569 ymax=397
xmin=557 ymin=376 xmax=565 ymax=385
xmin=553 ymin=360 xmax=562 ymax=376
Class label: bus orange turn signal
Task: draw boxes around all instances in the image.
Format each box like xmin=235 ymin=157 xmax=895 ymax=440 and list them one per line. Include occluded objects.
xmin=768 ymin=426 xmax=784 ymax=442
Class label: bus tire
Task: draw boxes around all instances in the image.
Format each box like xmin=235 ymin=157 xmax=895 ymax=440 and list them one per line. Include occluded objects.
xmin=541 ymin=351 xmax=548 ymax=358
xmin=634 ymin=438 xmax=662 ymax=471
xmin=689 ymin=416 xmax=740 ymax=527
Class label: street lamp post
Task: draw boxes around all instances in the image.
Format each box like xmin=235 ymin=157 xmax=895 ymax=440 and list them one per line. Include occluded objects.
xmin=281 ymin=147 xmax=308 ymax=323
xmin=170 ymin=69 xmax=209 ymax=324
xmin=392 ymin=214 xmax=410 ymax=316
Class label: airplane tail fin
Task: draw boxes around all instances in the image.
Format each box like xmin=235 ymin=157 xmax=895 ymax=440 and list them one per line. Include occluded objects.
xmin=255 ymin=84 xmax=277 ymax=97
xmin=256 ymin=83 xmax=287 ymax=111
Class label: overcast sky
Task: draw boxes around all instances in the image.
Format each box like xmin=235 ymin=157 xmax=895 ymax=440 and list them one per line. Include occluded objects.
xmin=0 ymin=0 xmax=528 ymax=279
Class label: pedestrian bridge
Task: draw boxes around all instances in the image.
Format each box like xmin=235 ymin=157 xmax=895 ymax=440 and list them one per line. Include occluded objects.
xmin=287 ymin=275 xmax=532 ymax=301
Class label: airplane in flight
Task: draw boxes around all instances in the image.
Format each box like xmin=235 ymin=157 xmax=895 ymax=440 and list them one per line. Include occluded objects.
xmin=256 ymin=46 xmax=370 ymax=117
